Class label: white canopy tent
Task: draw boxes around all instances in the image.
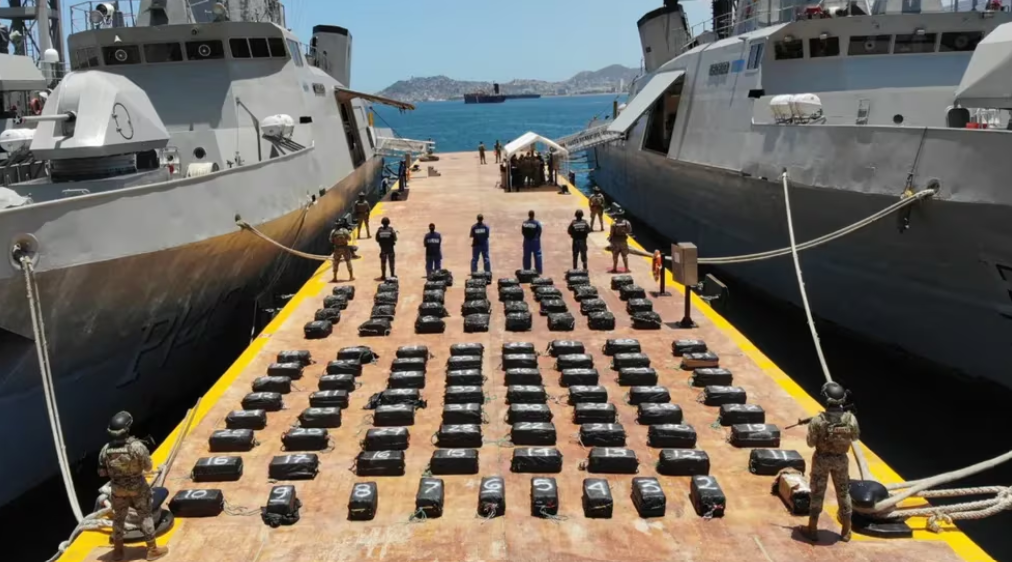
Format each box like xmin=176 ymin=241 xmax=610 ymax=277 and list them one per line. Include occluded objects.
xmin=503 ymin=132 xmax=570 ymax=159
xmin=500 ymin=132 xmax=571 ymax=192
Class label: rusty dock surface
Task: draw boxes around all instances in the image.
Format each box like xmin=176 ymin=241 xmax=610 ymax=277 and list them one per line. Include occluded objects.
xmin=59 ymin=152 xmax=991 ymax=562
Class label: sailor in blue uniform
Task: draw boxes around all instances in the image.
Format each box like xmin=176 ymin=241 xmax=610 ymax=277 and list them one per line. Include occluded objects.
xmin=521 ymin=210 xmax=543 ymax=274
xmin=470 ymin=214 xmax=491 ymax=274
xmin=424 ymin=223 xmax=442 ymax=275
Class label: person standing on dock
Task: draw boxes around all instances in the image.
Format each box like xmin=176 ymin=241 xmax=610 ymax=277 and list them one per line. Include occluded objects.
xmin=804 ymin=382 xmax=860 ymax=543
xmin=98 ymin=411 xmax=168 ymax=561
xmin=376 ymin=217 xmax=397 ymax=280
xmin=470 ymin=214 xmax=491 ymax=273
xmin=478 ymin=141 xmax=487 ymax=165
xmin=494 ymin=140 xmax=502 ymax=163
xmin=330 ymin=219 xmax=354 ymax=282
xmin=608 ymin=206 xmax=632 ymax=273
xmin=568 ymin=209 xmax=590 ymax=270
xmin=521 ymin=210 xmax=543 ymax=273
xmin=424 ymin=223 xmax=442 ymax=275
xmin=589 ymin=186 xmax=606 ymax=231
xmin=353 ymin=192 xmax=371 ymax=239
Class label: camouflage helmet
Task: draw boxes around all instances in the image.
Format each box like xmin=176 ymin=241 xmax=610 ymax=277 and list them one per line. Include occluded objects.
xmin=107 ymin=411 xmax=134 ymax=438
xmin=592 ymin=186 xmax=601 ymax=193
xmin=610 ymin=204 xmax=625 ymax=217
xmin=821 ymin=382 xmax=848 ymax=406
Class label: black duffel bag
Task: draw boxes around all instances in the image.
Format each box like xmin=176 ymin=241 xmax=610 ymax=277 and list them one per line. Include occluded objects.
xmin=547 ymin=313 xmax=576 ymax=332
xmin=505 ymin=312 xmax=533 ymax=332
xmin=415 ymin=315 xmax=446 ymax=334
xmin=587 ymin=312 xmax=615 ymax=331
xmin=358 ymin=318 xmax=392 ymax=336
xmin=461 ymin=299 xmax=492 ymax=316
xmin=428 ymin=269 xmax=454 ymax=286
xmin=463 ymin=314 xmax=491 ymax=333
xmin=515 ymin=269 xmax=538 ymax=283
xmin=630 ymin=311 xmax=663 ymax=330
xmin=417 ymin=302 xmax=448 ymax=318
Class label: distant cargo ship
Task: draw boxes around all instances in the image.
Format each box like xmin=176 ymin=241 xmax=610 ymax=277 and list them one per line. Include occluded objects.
xmin=464 ymin=82 xmax=541 ymax=104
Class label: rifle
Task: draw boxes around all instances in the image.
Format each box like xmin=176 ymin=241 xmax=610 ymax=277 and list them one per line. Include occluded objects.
xmin=784 ymin=417 xmax=813 ymax=430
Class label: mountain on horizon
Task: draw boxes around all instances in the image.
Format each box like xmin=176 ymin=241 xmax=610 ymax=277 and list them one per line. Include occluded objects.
xmin=376 ymin=64 xmax=640 ymax=103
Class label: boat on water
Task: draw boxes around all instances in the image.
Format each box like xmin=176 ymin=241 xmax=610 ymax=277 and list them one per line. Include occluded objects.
xmin=577 ymin=0 xmax=1012 ymax=390
xmin=464 ymin=82 xmax=542 ymax=103
xmin=0 ymin=0 xmax=414 ymax=508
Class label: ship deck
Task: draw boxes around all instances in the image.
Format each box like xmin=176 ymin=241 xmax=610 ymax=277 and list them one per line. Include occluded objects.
xmin=58 ymin=152 xmax=991 ymax=562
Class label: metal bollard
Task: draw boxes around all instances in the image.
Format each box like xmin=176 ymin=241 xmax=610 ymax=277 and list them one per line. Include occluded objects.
xmin=672 ymin=242 xmax=698 ymax=329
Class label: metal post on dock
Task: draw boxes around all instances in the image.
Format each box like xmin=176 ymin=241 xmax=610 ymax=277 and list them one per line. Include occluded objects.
xmin=672 ymin=242 xmax=698 ymax=328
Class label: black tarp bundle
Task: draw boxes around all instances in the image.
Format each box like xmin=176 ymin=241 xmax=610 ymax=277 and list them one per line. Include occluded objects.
xmin=268 ymin=454 xmax=319 ymax=480
xmin=299 ymin=407 xmax=342 ymax=428
xmin=209 ymin=429 xmax=256 ymax=452
xmin=647 ymin=424 xmax=697 ymax=448
xmin=657 ymin=449 xmax=710 ymax=476
xmin=374 ymin=404 xmax=415 ymax=426
xmin=511 ymin=448 xmax=563 ymax=473
xmin=281 ymin=428 xmax=329 ymax=451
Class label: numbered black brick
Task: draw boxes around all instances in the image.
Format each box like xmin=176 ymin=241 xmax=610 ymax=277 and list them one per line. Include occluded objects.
xmin=636 ymin=403 xmax=683 ymax=425
xmin=502 ymin=342 xmax=536 ymax=355
xmin=415 ymin=478 xmax=444 ymax=518
xmin=555 ymin=353 xmax=594 ymax=370
xmin=267 ymin=362 xmax=304 ymax=379
xmin=241 ymin=392 xmax=282 ymax=411
xmin=617 ymin=367 xmax=657 ymax=386
xmin=276 ymin=350 xmax=312 ymax=367
xmin=281 ymin=427 xmax=329 ymax=451
xmin=446 ymin=369 xmax=484 ymax=386
xmin=691 ymin=368 xmax=733 ymax=387
xmin=391 ymin=356 xmax=427 ymax=373
xmin=378 ymin=388 xmax=421 ymax=406
xmin=373 ymin=404 xmax=415 ymax=426
xmin=268 ymin=453 xmax=319 ymax=480
xmin=729 ymin=424 xmax=781 ymax=448
xmin=631 ymin=477 xmax=666 ymax=517
xmin=628 ymin=386 xmax=671 ymax=405
xmin=442 ymin=403 xmax=482 ymax=425
xmin=582 ymin=478 xmax=613 ymax=518
xmin=647 ymin=424 xmax=697 ymax=448
xmin=702 ymin=385 xmax=747 ymax=406
xmin=355 ymin=450 xmax=405 ymax=476
xmin=718 ymin=404 xmax=765 ymax=426
xmin=225 ymin=409 xmax=266 ymax=430
xmin=169 ymin=489 xmax=224 ymax=518
xmin=749 ymin=449 xmax=806 ymax=475
xmin=387 ymin=371 xmax=425 ymax=389
xmin=310 ymin=390 xmax=349 ymax=409
xmin=657 ymin=449 xmax=710 ymax=476
xmin=348 ymin=482 xmax=378 ymax=521
xmin=573 ymin=403 xmax=617 ymax=424
xmin=511 ymin=448 xmax=563 ymax=473
xmin=502 ymin=353 xmax=538 ymax=370
xmin=602 ymin=338 xmax=641 ymax=356
xmin=298 ymin=407 xmax=342 ymax=429
xmin=546 ymin=340 xmax=585 ymax=357
xmin=586 ymin=447 xmax=639 ymax=474
xmin=569 ymin=385 xmax=608 ymax=404
xmin=690 ymin=475 xmax=726 ymax=518
xmin=208 ymin=429 xmax=255 ymax=452
xmin=531 ymin=477 xmax=559 ymax=517
xmin=191 ymin=456 xmax=243 ymax=482
xmin=511 ymin=421 xmax=556 ymax=445
xmin=444 ymin=385 xmax=483 ymax=404
xmin=450 ymin=342 xmax=485 ymax=357
xmin=507 ymin=403 xmax=553 ymax=424
xmin=326 ymin=359 xmax=363 ymax=376
xmin=319 ymin=374 xmax=356 ymax=391
xmin=363 ymin=427 xmax=409 ymax=451
xmin=580 ymin=423 xmax=626 ymax=447
xmin=504 ymin=368 xmax=542 ymax=386
xmin=429 ymin=448 xmax=479 ymax=475
xmin=681 ymin=351 xmax=720 ymax=369
xmin=478 ymin=476 xmax=506 ymax=518
xmin=435 ymin=424 xmax=482 ymax=448
xmin=447 ymin=355 xmax=483 ymax=371
xmin=560 ymin=368 xmax=598 ymax=387
xmin=506 ymin=385 xmax=547 ymax=404
xmin=672 ymin=339 xmax=707 ymax=356
xmin=611 ymin=352 xmax=650 ymax=370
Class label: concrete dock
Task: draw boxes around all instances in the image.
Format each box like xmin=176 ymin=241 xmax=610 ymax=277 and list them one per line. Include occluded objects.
xmin=58 ymin=152 xmax=991 ymax=561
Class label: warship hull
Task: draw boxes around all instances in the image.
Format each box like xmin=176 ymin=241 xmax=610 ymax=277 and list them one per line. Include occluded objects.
xmin=592 ymin=141 xmax=1012 ymax=389
xmin=0 ymin=153 xmax=382 ymax=507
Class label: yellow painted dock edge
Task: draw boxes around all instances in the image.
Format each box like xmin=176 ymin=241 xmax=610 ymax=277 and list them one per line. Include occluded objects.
xmin=561 ymin=177 xmax=992 ymax=561
xmin=57 ymin=168 xmax=991 ymax=561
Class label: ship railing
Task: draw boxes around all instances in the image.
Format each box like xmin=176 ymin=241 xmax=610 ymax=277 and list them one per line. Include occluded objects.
xmin=301 ymin=43 xmax=331 ymax=73
xmin=683 ymin=0 xmax=1006 ymax=49
xmin=374 ymin=127 xmax=433 ymax=157
xmin=556 ymin=123 xmax=626 ymax=153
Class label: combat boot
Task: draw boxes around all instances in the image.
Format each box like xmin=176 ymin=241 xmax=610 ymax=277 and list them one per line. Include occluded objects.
xmin=840 ymin=518 xmax=853 ymax=542
xmin=804 ymin=516 xmax=820 ymax=542
xmin=111 ymin=541 xmax=125 ymax=561
xmin=145 ymin=541 xmax=168 ymax=560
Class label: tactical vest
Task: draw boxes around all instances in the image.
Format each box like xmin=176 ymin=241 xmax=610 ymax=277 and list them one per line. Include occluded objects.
xmin=611 ymin=221 xmax=630 ymax=241
xmin=818 ymin=411 xmax=858 ymax=455
xmin=521 ymin=220 xmax=540 ymax=240
xmin=103 ymin=439 xmax=146 ymax=485
xmin=589 ymin=195 xmax=605 ymax=210
xmin=331 ymin=229 xmax=350 ymax=247
xmin=570 ymin=220 xmax=589 ymax=240
xmin=354 ymin=201 xmax=370 ymax=216
xmin=376 ymin=227 xmax=395 ymax=249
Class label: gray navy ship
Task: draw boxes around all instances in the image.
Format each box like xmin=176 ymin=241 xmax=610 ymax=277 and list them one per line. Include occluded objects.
xmin=0 ymin=0 xmax=412 ymax=507
xmin=574 ymin=0 xmax=1012 ymax=390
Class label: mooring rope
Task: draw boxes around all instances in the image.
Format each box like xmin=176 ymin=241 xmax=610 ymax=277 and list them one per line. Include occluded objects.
xmin=236 ymin=218 xmax=332 ymax=261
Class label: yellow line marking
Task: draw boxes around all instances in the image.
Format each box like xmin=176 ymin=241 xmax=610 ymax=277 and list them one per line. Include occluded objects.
xmin=561 ymin=177 xmax=993 ymax=561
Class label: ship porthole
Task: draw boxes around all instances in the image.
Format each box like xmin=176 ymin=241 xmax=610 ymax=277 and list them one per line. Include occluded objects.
xmin=193 ymin=147 xmax=206 ymax=159
xmin=893 ymin=114 xmax=904 ymax=124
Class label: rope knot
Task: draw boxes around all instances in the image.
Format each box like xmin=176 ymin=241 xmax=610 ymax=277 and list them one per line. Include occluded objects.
xmin=926 ymin=512 xmax=953 ymax=533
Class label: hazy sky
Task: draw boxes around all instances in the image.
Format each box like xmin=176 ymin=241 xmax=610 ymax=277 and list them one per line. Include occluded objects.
xmin=281 ymin=0 xmax=709 ymax=92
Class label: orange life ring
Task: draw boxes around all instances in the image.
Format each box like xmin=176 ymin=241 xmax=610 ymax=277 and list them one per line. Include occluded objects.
xmin=652 ymin=250 xmax=662 ymax=282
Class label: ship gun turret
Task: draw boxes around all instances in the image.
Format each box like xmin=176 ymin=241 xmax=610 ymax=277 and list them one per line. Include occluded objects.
xmin=25 ymin=70 xmax=169 ymax=182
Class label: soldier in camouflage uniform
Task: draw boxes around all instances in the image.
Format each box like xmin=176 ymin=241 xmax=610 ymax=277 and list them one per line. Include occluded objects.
xmin=805 ymin=382 xmax=860 ymax=542
xmin=607 ymin=206 xmax=633 ymax=273
xmin=98 ymin=411 xmax=168 ymax=561
xmin=330 ymin=219 xmax=354 ymax=282
xmin=353 ymin=192 xmax=372 ymax=238
xmin=588 ymin=186 xmax=606 ymax=231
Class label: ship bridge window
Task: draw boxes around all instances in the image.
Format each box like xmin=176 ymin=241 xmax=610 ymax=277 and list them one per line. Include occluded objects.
xmin=773 ymin=39 xmax=803 ymax=60
xmin=746 ymin=43 xmax=764 ymax=69
xmin=186 ymin=40 xmax=225 ymax=61
xmin=229 ymin=38 xmax=252 ymax=58
xmin=848 ymin=35 xmax=891 ymax=55
xmin=72 ymin=47 xmax=99 ymax=69
xmin=143 ymin=43 xmax=183 ymax=63
xmin=268 ymin=38 xmax=288 ymax=58
xmin=287 ymin=39 xmax=304 ymax=67
xmin=895 ymin=33 xmax=937 ymax=54
xmin=940 ymin=31 xmax=982 ymax=52
xmin=249 ymin=38 xmax=270 ymax=58
xmin=103 ymin=45 xmax=141 ymax=66
xmin=809 ymin=37 xmax=840 ymax=57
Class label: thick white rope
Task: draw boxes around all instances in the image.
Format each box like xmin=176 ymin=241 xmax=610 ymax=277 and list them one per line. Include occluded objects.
xmin=698 ymin=188 xmax=935 ymax=265
xmin=778 ymin=173 xmax=1012 ymax=528
xmin=777 ymin=171 xmax=871 ymax=481
xmin=236 ymin=219 xmax=333 ymax=261
xmin=22 ymin=257 xmax=84 ymax=523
